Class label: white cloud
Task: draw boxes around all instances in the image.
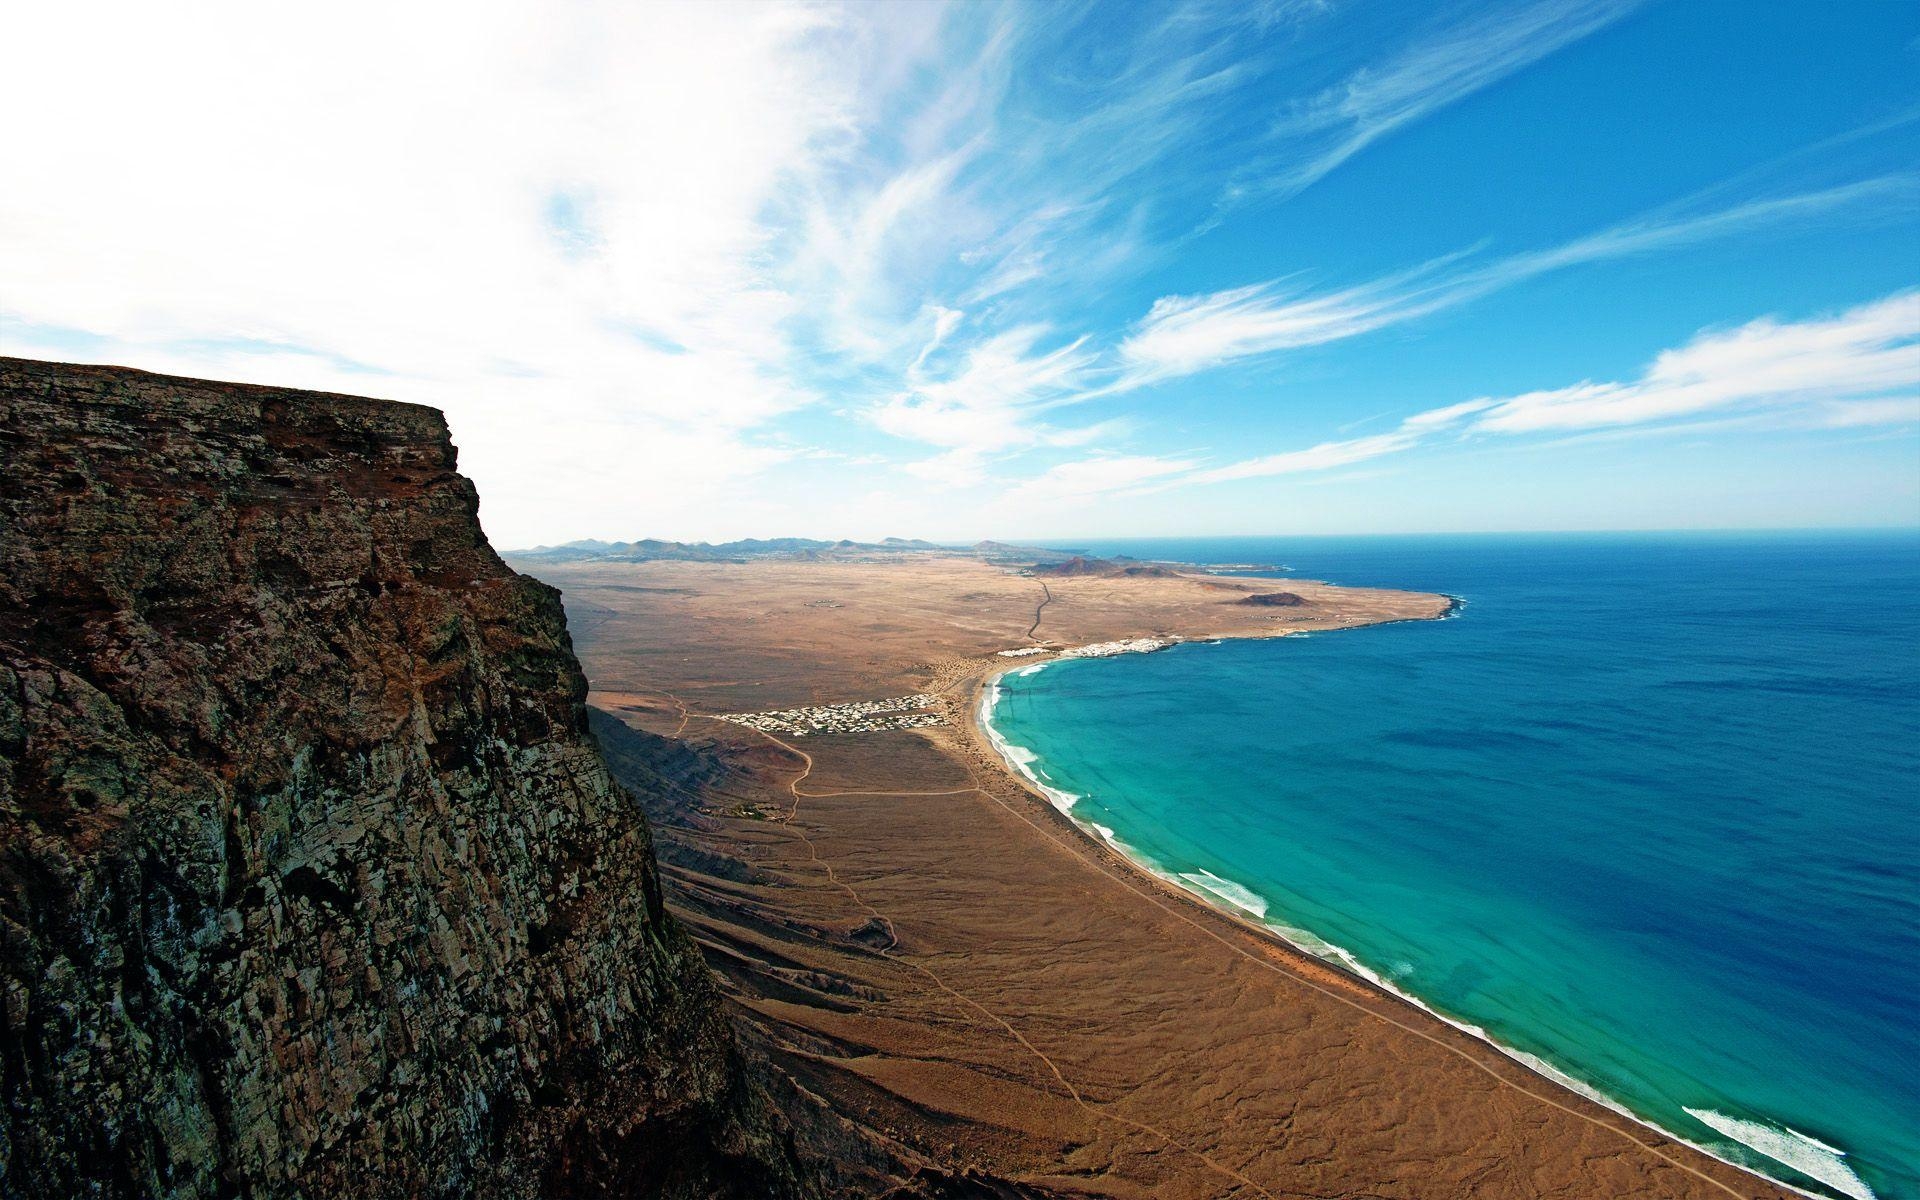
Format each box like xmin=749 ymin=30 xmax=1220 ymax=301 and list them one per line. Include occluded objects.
xmin=1817 ymin=397 xmax=1920 ymax=428
xmin=775 ymin=0 xmax=1633 ymax=448
xmin=1402 ymin=398 xmax=1500 ymax=428
xmin=1 ymin=1 xmax=1305 ymax=534
xmin=1188 ymin=401 xmax=1486 ymax=485
xmin=1262 ymin=0 xmax=1641 ymax=198
xmin=900 ymin=449 xmax=997 ymax=489
xmin=1117 ymin=281 xmax=1407 ymax=387
xmin=874 ymin=325 xmax=1101 ymax=484
xmin=1475 ymin=291 xmax=1920 ymax=432
xmin=1112 ymin=178 xmax=1913 ymax=391
xmin=1001 ymin=453 xmax=1201 ymax=505
xmin=1179 ymin=291 xmax=1920 ymax=487
xmin=4 ymin=1 xmax=1908 ymax=543
xmin=0 ymin=0 xmax=855 ymax=547
xmin=1481 ymin=178 xmax=1914 ymax=290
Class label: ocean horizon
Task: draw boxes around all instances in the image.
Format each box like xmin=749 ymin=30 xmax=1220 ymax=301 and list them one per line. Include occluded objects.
xmin=983 ymin=530 xmax=1920 ymax=1200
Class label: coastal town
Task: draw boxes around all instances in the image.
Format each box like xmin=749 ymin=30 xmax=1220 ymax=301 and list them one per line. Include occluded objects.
xmin=996 ymin=637 xmax=1177 ymax=661
xmin=1059 ymin=637 xmax=1176 ymax=658
xmin=717 ymin=640 xmax=1181 ymax=741
xmin=717 ymin=693 xmax=949 ymax=738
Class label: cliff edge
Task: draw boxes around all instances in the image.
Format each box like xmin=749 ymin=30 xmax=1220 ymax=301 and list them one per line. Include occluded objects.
xmin=0 ymin=359 xmax=797 ymax=1197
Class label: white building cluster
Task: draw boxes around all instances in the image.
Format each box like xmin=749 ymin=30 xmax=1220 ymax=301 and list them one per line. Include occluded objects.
xmin=1059 ymin=637 xmax=1175 ymax=658
xmin=718 ymin=693 xmax=948 ymax=738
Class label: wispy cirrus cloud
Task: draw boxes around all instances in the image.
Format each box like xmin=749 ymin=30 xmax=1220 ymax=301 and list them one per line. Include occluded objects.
xmin=1475 ymin=290 xmax=1920 ymax=433
xmin=872 ymin=164 xmax=1912 ymax=495
xmin=1113 ymin=264 xmax=1457 ymax=388
xmin=1015 ymin=291 xmax=1917 ymax=509
xmin=876 ymin=325 xmax=1102 ymax=486
xmin=1185 ymin=290 xmax=1920 ymax=485
xmin=1188 ymin=399 xmax=1498 ymax=484
xmin=4 ymin=0 xmax=1910 ymax=539
xmin=1245 ymin=0 xmax=1643 ymax=202
xmin=1002 ymin=453 xmax=1204 ymax=505
xmin=777 ymin=0 xmax=1640 ymax=474
xmin=1113 ymin=176 xmax=1917 ymax=391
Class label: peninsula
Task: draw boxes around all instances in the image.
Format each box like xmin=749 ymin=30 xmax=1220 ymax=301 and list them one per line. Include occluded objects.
xmin=513 ymin=545 xmax=1797 ymax=1200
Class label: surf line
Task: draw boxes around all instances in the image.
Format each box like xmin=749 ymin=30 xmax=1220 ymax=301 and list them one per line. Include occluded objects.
xmin=972 ymin=661 xmax=1815 ymax=1200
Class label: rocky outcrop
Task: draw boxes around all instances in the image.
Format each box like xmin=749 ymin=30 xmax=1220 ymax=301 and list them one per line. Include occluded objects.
xmin=0 ymin=359 xmax=805 ymax=1197
xmin=1031 ymin=556 xmax=1178 ymax=579
xmin=1234 ymin=591 xmax=1308 ymax=607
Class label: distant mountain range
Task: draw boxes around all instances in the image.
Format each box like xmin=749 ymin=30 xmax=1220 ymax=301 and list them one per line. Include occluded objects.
xmin=504 ymin=536 xmax=1090 ymax=565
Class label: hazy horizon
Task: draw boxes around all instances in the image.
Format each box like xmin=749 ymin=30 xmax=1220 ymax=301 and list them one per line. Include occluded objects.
xmin=507 ymin=524 xmax=1920 ymax=554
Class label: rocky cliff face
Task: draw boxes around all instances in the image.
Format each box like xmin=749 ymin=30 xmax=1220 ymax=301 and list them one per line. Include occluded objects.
xmin=0 ymin=359 xmax=803 ymax=1197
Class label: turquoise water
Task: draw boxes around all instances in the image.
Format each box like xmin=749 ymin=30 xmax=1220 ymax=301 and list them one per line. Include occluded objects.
xmin=984 ymin=533 xmax=1920 ymax=1199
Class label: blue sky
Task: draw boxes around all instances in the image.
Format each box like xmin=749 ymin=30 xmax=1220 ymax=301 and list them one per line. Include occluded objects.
xmin=3 ymin=0 xmax=1916 ymax=546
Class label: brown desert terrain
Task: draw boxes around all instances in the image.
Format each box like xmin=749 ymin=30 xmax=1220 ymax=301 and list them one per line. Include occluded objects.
xmin=515 ymin=550 xmax=1796 ymax=1200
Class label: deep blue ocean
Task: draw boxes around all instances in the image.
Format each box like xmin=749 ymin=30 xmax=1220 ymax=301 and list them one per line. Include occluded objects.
xmin=984 ymin=532 xmax=1919 ymax=1199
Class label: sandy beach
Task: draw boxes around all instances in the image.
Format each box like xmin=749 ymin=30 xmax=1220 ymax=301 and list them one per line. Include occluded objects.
xmin=514 ymin=549 xmax=1799 ymax=1200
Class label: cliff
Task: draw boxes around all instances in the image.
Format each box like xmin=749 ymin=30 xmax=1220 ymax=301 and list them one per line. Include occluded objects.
xmin=0 ymin=359 xmax=804 ymax=1197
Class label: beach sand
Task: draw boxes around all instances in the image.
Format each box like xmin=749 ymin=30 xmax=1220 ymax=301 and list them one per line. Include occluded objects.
xmin=514 ymin=551 xmax=1798 ymax=1200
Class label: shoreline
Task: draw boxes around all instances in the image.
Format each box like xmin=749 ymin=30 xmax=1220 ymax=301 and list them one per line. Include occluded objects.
xmin=960 ymin=619 xmax=1835 ymax=1200
xmin=532 ymin=548 xmax=1820 ymax=1199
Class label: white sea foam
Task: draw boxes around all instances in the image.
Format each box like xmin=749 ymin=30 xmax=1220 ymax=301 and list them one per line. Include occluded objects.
xmin=1248 ymin=908 xmax=1863 ymax=1200
xmin=1086 ymin=822 xmax=1151 ymax=861
xmin=1235 ymin=922 xmax=1716 ymax=1161
xmin=1685 ymin=1109 xmax=1876 ymax=1200
xmin=1258 ymin=915 xmax=1405 ymax=997
xmin=1501 ymin=1047 xmax=1641 ymax=1122
xmin=1042 ymin=787 xmax=1080 ymax=812
xmin=1147 ymin=868 xmax=1851 ymax=1200
xmin=1176 ymin=868 xmax=1269 ymax=918
xmin=978 ymin=683 xmax=1079 ymax=813
xmin=1016 ymin=663 xmax=1046 ymax=677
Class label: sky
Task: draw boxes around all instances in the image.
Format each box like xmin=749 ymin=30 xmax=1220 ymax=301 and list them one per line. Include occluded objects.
xmin=3 ymin=0 xmax=1917 ymax=548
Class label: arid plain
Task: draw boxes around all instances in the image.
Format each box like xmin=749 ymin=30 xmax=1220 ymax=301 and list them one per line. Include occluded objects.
xmin=513 ymin=550 xmax=1796 ymax=1200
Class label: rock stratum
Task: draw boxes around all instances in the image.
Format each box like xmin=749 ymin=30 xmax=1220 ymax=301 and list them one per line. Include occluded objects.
xmin=0 ymin=359 xmax=990 ymax=1199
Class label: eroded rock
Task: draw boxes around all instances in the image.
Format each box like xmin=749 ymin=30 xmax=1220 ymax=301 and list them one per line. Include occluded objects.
xmin=0 ymin=360 xmax=786 ymax=1198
